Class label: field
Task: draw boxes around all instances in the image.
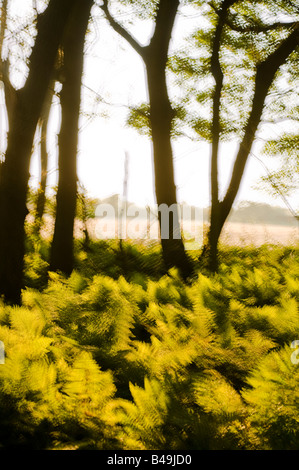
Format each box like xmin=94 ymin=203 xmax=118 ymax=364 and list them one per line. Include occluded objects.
xmin=77 ymin=219 xmax=299 ymax=251
xmin=220 ymin=222 xmax=299 ymax=246
xmin=36 ymin=205 xmax=299 ymax=250
xmin=0 ymin=229 xmax=299 ymax=450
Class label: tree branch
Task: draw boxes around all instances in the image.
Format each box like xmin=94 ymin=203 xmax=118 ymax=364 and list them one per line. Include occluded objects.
xmin=148 ymin=0 xmax=179 ymax=59
xmin=220 ymin=24 xmax=299 ymax=220
xmin=100 ymin=0 xmax=145 ymax=57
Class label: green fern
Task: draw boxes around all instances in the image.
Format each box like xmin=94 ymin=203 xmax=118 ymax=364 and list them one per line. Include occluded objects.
xmin=115 ymin=378 xmax=170 ymax=450
xmin=242 ymin=345 xmax=299 ymax=449
xmin=0 ymin=301 xmax=120 ymax=449
xmin=0 ymin=241 xmax=298 ymax=449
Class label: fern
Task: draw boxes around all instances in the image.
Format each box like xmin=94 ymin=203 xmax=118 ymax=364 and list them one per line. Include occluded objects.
xmin=0 ymin=241 xmax=298 ymax=449
xmin=0 ymin=301 xmax=119 ymax=449
xmin=242 ymin=345 xmax=299 ymax=449
xmin=229 ymin=297 xmax=299 ymax=346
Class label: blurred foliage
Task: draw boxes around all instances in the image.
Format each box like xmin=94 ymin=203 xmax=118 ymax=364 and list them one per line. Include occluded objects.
xmin=125 ymin=0 xmax=299 ymax=152
xmin=126 ymin=103 xmax=151 ymax=137
xmin=1 ymin=0 xmax=299 ymax=451
xmin=0 ymin=237 xmax=299 ymax=449
xmin=27 ymin=185 xmax=98 ymax=222
xmin=116 ymin=0 xmax=159 ymax=20
xmin=257 ymin=133 xmax=299 ymax=199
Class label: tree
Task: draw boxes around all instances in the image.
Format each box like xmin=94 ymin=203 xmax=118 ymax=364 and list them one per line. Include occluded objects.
xmin=209 ymin=11 xmax=298 ymax=271
xmin=50 ymin=0 xmax=94 ymax=275
xmin=101 ymin=0 xmax=194 ymax=279
xmin=0 ymin=1 xmax=61 ymax=235
xmin=208 ymin=0 xmax=237 ymax=272
xmin=170 ymin=0 xmax=299 ymax=271
xmin=0 ymin=0 xmax=82 ymax=305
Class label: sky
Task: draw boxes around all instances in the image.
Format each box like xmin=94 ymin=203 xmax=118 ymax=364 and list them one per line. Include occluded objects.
xmin=2 ymin=0 xmax=299 ymax=213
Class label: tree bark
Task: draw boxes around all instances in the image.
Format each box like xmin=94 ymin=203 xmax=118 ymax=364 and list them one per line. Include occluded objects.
xmin=0 ymin=0 xmax=79 ymax=305
xmin=50 ymin=0 xmax=93 ymax=275
xmin=145 ymin=46 xmax=192 ymax=276
xmin=35 ymin=81 xmax=55 ymax=232
xmin=102 ymin=0 xmax=194 ymax=278
xmin=207 ymin=0 xmax=236 ymax=272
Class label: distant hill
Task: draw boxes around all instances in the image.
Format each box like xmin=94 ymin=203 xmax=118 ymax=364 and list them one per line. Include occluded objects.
xmin=96 ymin=195 xmax=298 ymax=228
xmin=227 ymin=202 xmax=298 ymax=227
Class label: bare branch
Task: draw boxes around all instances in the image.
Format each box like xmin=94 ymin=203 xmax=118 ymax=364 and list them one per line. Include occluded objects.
xmin=100 ymin=0 xmax=145 ymax=57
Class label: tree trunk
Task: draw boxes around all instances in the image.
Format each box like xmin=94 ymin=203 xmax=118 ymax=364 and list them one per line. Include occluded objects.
xmin=101 ymin=0 xmax=194 ymax=279
xmin=145 ymin=55 xmax=192 ymax=277
xmin=206 ymin=0 xmax=235 ymax=272
xmin=0 ymin=0 xmax=79 ymax=305
xmin=143 ymin=1 xmax=193 ymax=278
xmin=50 ymin=0 xmax=93 ymax=275
xmin=35 ymin=82 xmax=55 ymax=232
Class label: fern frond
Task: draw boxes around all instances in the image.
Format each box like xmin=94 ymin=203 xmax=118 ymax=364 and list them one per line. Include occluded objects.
xmin=242 ymin=345 xmax=299 ymax=449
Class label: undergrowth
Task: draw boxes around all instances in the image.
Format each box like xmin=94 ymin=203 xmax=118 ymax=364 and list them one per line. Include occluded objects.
xmin=0 ymin=239 xmax=299 ymax=449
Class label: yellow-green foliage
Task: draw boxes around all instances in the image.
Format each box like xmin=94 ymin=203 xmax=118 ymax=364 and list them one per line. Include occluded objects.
xmin=0 ymin=243 xmax=298 ymax=450
xmin=0 ymin=297 xmax=118 ymax=449
xmin=242 ymin=345 xmax=299 ymax=449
